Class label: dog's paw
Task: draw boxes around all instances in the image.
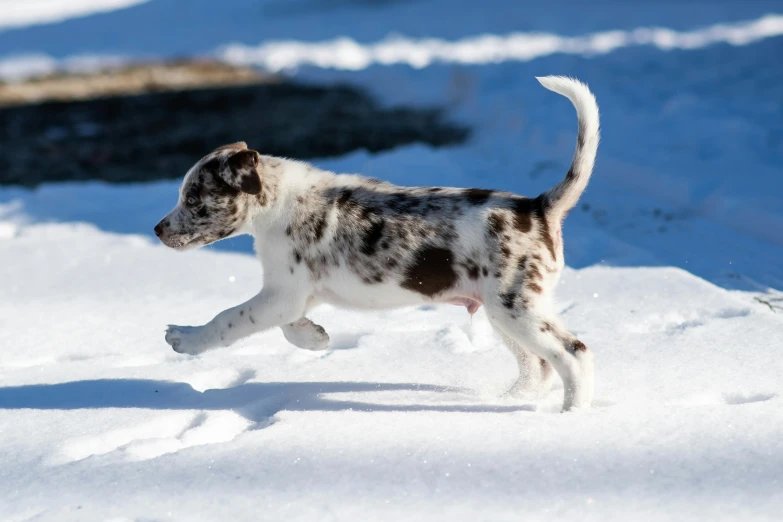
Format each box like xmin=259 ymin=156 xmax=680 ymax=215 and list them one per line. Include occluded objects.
xmin=283 ymin=320 xmax=330 ymax=351
xmin=165 ymin=325 xmax=210 ymax=355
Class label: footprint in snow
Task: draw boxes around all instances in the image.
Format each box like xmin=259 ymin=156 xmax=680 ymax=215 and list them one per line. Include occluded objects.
xmin=722 ymin=393 xmax=777 ymax=406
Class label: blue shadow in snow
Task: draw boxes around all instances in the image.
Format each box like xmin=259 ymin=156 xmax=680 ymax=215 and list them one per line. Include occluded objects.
xmin=0 ymin=379 xmax=535 ymax=422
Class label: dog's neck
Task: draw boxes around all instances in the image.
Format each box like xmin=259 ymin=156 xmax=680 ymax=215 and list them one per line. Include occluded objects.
xmin=243 ymin=157 xmax=334 ymax=246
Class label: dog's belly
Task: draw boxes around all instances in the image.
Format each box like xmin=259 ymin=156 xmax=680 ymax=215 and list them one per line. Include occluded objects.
xmin=317 ymin=281 xmax=425 ymax=310
xmin=316 ymin=277 xmax=483 ymax=314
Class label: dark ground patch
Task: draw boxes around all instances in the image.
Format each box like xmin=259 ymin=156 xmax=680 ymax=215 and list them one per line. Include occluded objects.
xmin=0 ymin=74 xmax=469 ymax=187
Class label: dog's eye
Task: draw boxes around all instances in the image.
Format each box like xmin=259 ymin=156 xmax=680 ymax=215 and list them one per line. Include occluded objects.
xmin=186 ymin=195 xmax=199 ymax=206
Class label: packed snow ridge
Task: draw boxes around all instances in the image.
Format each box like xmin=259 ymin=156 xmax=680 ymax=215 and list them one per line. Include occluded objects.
xmin=218 ymin=14 xmax=783 ymax=71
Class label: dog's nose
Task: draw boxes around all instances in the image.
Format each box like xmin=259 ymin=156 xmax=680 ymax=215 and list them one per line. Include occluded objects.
xmin=154 ymin=223 xmax=164 ymax=237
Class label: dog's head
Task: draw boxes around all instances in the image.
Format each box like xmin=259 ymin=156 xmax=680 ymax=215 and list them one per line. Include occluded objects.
xmin=154 ymin=142 xmax=266 ymax=250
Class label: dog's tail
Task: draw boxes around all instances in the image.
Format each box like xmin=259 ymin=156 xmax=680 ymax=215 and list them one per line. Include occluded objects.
xmin=536 ymin=76 xmax=600 ymax=219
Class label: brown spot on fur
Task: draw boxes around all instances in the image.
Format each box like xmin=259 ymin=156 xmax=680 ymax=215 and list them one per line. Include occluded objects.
xmin=537 ymin=211 xmax=558 ymax=261
xmin=514 ymin=198 xmax=534 ymax=233
xmin=573 ymin=340 xmax=588 ymax=352
xmin=464 ymin=188 xmax=493 ymax=206
xmin=528 ymin=283 xmax=543 ymax=294
xmin=401 ymin=246 xmax=458 ymax=297
xmin=487 ymin=212 xmax=506 ymax=237
xmin=527 ymin=263 xmax=542 ymax=281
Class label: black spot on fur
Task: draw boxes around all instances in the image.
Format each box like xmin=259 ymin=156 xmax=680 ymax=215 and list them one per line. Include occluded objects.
xmin=361 ymin=220 xmax=385 ymax=256
xmin=337 ymin=189 xmax=353 ymax=208
xmin=226 ymin=150 xmax=262 ymax=195
xmin=464 ymin=188 xmax=493 ymax=205
xmin=466 ymin=262 xmax=480 ymax=280
xmin=294 ymin=251 xmax=302 ymax=263
xmin=228 ymin=323 xmax=233 ymax=328
xmin=401 ymin=246 xmax=458 ymax=297
xmin=202 ymin=158 xmax=220 ymax=173
xmin=239 ymin=310 xmax=244 ymax=316
xmin=312 ymin=213 xmax=327 ymax=242
xmin=501 ymin=292 xmax=517 ymax=309
xmin=482 ymin=267 xmax=489 ymax=277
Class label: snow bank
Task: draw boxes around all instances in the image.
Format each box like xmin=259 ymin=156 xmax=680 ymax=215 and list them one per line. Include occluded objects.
xmin=3 ymin=13 xmax=783 ymax=80
xmin=0 ymin=0 xmax=150 ymax=31
xmin=219 ymin=14 xmax=783 ymax=71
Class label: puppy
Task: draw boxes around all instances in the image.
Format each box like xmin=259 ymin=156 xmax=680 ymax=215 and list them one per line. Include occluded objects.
xmin=155 ymin=76 xmax=600 ymax=411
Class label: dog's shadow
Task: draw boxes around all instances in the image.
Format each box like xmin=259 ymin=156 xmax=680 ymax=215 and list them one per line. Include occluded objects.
xmin=0 ymin=379 xmax=535 ymax=424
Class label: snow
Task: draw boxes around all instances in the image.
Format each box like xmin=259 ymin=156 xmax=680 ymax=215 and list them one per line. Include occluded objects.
xmin=218 ymin=14 xmax=783 ymax=71
xmin=0 ymin=0 xmax=150 ymax=31
xmin=1 ymin=0 xmax=783 ymax=520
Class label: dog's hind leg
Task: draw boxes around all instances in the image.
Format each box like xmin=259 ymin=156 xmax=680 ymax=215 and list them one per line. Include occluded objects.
xmin=496 ymin=331 xmax=555 ymax=399
xmin=488 ymin=302 xmax=593 ymax=411
xmin=281 ymin=318 xmax=330 ymax=351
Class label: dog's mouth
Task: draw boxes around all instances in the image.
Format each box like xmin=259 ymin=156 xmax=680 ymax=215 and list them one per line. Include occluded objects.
xmin=159 ymin=234 xmax=203 ymax=251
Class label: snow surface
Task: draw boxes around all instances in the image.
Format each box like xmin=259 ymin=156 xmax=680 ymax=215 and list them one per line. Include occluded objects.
xmin=1 ymin=1 xmax=783 ymax=521
xmin=0 ymin=0 xmax=149 ymax=32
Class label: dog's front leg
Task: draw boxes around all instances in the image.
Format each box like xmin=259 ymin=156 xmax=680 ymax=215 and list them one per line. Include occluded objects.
xmin=166 ymin=287 xmax=307 ymax=355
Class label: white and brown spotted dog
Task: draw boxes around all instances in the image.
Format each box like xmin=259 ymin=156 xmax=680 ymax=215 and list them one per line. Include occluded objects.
xmin=155 ymin=76 xmax=600 ymax=411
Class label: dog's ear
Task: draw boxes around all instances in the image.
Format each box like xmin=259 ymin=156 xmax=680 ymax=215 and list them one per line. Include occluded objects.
xmin=219 ymin=149 xmax=262 ymax=195
xmin=213 ymin=141 xmax=247 ymax=153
